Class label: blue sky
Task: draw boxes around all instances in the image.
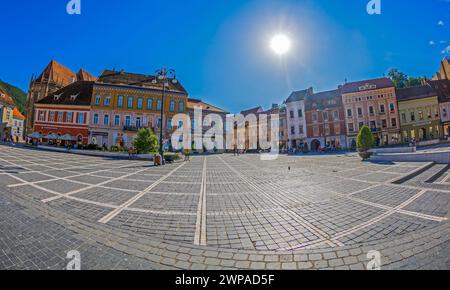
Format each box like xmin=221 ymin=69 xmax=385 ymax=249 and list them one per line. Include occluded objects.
xmin=1 ymin=0 xmax=449 ymax=113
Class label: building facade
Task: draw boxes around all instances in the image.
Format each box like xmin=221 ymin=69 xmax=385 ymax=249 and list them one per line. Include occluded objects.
xmin=342 ymin=78 xmax=400 ymax=148
xmin=0 ymin=90 xmax=14 ymax=140
xmin=286 ymin=88 xmax=313 ymax=149
xmin=187 ymin=98 xmax=229 ymax=152
xmin=26 ymin=60 xmax=96 ymax=133
xmin=396 ymin=85 xmax=441 ymax=143
xmin=11 ymin=108 xmax=25 ymax=142
xmin=428 ymin=80 xmax=450 ymax=138
xmin=33 ymin=81 xmax=93 ymax=145
xmin=89 ymin=70 xmax=189 ymax=148
xmin=305 ymin=89 xmax=347 ymax=151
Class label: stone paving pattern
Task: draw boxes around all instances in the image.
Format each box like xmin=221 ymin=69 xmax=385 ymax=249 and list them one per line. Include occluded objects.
xmin=0 ymin=145 xmax=449 ymax=270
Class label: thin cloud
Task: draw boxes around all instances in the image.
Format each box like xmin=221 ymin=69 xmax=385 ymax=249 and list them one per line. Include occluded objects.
xmin=438 ymin=20 xmax=445 ymax=26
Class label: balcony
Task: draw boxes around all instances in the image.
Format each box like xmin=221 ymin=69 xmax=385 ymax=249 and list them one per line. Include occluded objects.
xmin=123 ymin=125 xmax=142 ymax=132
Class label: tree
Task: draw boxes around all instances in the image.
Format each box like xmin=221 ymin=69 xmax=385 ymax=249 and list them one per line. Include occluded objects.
xmin=357 ymin=126 xmax=375 ymax=160
xmin=132 ymin=128 xmax=158 ymax=154
xmin=387 ymin=68 xmax=428 ymax=88
xmin=387 ymin=69 xmax=408 ymax=88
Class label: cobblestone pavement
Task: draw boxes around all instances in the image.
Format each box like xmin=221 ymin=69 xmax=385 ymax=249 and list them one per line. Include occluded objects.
xmin=0 ymin=144 xmax=449 ymax=270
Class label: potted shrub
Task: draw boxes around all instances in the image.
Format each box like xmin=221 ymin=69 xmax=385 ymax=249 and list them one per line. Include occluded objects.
xmin=357 ymin=125 xmax=375 ymax=161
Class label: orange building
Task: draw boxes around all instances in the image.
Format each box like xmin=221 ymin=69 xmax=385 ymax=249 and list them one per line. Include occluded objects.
xmin=26 ymin=60 xmax=96 ymax=133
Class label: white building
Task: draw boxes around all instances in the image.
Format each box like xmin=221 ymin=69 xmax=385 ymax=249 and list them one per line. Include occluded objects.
xmin=286 ymin=88 xmax=313 ymax=149
xmin=12 ymin=108 xmax=25 ymax=142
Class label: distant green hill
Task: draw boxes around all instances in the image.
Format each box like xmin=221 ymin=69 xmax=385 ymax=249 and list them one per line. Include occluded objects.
xmin=0 ymin=79 xmax=27 ymax=115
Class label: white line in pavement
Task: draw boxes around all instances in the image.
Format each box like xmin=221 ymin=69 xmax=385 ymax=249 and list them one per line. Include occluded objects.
xmin=98 ymin=161 xmax=187 ymax=224
xmin=194 ymin=158 xmax=207 ymax=246
xmin=41 ymin=164 xmax=156 ymax=203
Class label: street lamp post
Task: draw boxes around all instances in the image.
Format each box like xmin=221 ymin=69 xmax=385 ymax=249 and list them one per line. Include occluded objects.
xmin=152 ymin=68 xmax=178 ymax=158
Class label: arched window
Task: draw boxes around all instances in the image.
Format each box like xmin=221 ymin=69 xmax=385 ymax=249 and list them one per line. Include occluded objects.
xmin=170 ymin=100 xmax=175 ymax=112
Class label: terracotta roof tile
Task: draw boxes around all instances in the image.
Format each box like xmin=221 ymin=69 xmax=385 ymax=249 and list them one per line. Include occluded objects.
xmin=37 ymin=81 xmax=94 ymax=106
xmin=341 ymin=77 xmax=394 ymax=94
xmin=396 ymin=85 xmax=437 ymax=101
xmin=12 ymin=108 xmax=25 ymax=120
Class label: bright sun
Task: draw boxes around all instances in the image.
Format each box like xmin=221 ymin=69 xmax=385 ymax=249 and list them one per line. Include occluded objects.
xmin=271 ymin=34 xmax=291 ymax=55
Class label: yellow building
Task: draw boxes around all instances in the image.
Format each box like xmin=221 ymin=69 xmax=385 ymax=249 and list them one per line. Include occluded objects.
xmin=432 ymin=57 xmax=450 ymax=80
xmin=89 ymin=70 xmax=189 ymax=148
xmin=397 ymin=85 xmax=441 ymax=143
xmin=0 ymin=90 xmax=15 ymax=139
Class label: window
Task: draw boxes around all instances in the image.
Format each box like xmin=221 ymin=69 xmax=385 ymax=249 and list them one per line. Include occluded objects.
xmin=157 ymin=118 xmax=161 ymax=128
xmin=313 ymin=126 xmax=319 ymax=137
xmin=359 ymin=122 xmax=364 ymax=129
xmin=298 ymin=109 xmax=303 ymax=118
xmin=370 ymin=121 xmax=376 ymax=129
xmin=170 ymin=100 xmax=175 ymax=112
xmin=357 ymin=108 xmax=363 ymax=116
xmin=333 ymin=111 xmax=339 ymax=120
xmin=157 ymin=99 xmax=162 ymax=111
xmin=390 ymin=103 xmax=395 ymax=112
xmin=347 ymin=109 xmax=352 ymax=118
xmin=138 ymin=98 xmax=144 ymax=110
xmin=178 ymin=101 xmax=184 ymax=113
xmin=411 ymin=112 xmax=415 ymax=122
xmin=443 ymin=108 xmax=447 ymax=118
xmin=136 ymin=117 xmax=141 ymax=128
xmin=380 ymin=104 xmax=385 ymax=113
xmin=125 ymin=116 xmax=131 ymax=127
xmin=57 ymin=112 xmax=63 ymax=122
xmin=104 ymin=96 xmax=111 ymax=106
xmin=178 ymin=120 xmax=183 ymax=128
xmin=348 ymin=123 xmax=354 ymax=132
xmin=93 ymin=114 xmax=99 ymax=125
xmin=312 ymin=113 xmax=318 ymax=122
xmin=118 ymin=96 xmax=124 ymax=107
xmin=418 ymin=110 xmax=424 ymax=120
xmin=103 ymin=114 xmax=109 ymax=125
xmin=382 ymin=119 xmax=387 ymax=128
xmin=369 ymin=106 xmax=374 ymax=114
xmin=147 ymin=98 xmax=153 ymax=110
xmin=38 ymin=111 xmax=45 ymax=121
xmin=67 ymin=112 xmax=73 ymax=123
xmin=401 ymin=113 xmax=406 ymax=122
xmin=391 ymin=118 xmax=397 ymax=127
xmin=127 ymin=96 xmax=134 ymax=108
xmin=78 ymin=112 xmax=85 ymax=124
xmin=114 ymin=115 xmax=120 ymax=126
xmin=95 ymin=95 xmax=101 ymax=105
xmin=323 ymin=112 xmax=328 ymax=121
xmin=168 ymin=118 xmax=173 ymax=129
xmin=49 ymin=111 xmax=55 ymax=122
xmin=290 ymin=111 xmax=294 ymax=118
xmin=291 ymin=126 xmax=295 ymax=134
xmin=299 ymin=126 xmax=304 ymax=134
xmin=325 ymin=124 xmax=330 ymax=135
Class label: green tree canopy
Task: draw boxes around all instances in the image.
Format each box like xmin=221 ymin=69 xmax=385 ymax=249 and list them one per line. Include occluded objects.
xmin=357 ymin=126 xmax=375 ymax=151
xmin=132 ymin=128 xmax=158 ymax=154
xmin=387 ymin=69 xmax=428 ymax=89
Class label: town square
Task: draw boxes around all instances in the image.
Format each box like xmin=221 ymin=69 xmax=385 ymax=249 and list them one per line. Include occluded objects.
xmin=1 ymin=0 xmax=450 ymax=275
